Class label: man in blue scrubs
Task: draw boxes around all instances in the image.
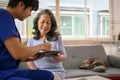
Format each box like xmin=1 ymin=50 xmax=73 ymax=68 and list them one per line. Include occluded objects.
xmin=0 ymin=0 xmax=54 ymax=80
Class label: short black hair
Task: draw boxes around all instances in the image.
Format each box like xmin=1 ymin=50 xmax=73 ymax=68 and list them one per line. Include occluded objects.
xmin=7 ymin=0 xmax=39 ymax=11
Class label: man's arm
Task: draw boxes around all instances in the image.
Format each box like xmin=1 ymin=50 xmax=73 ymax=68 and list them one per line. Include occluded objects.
xmin=4 ymin=36 xmax=51 ymax=60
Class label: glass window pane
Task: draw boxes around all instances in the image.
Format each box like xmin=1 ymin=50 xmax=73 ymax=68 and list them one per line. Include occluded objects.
xmin=60 ymin=16 xmax=72 ymax=35
xmin=88 ymin=0 xmax=109 ymax=37
xmin=74 ymin=15 xmax=85 ymax=36
xmin=27 ymin=13 xmax=37 ymax=38
xmin=15 ymin=19 xmax=26 ymax=38
xmin=101 ymin=16 xmax=109 ymax=36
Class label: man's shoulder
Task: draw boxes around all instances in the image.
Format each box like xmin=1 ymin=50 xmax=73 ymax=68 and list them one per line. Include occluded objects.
xmin=0 ymin=8 xmax=12 ymax=20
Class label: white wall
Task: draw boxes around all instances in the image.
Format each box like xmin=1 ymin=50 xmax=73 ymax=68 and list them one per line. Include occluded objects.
xmin=105 ymin=0 xmax=120 ymax=56
xmin=112 ymin=0 xmax=120 ymax=37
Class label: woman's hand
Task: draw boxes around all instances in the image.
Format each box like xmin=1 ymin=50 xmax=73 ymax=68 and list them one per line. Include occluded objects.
xmin=51 ymin=53 xmax=66 ymax=61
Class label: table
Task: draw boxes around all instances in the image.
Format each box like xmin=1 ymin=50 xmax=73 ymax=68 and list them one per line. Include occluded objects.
xmin=65 ymin=76 xmax=111 ymax=80
xmin=107 ymin=77 xmax=120 ymax=80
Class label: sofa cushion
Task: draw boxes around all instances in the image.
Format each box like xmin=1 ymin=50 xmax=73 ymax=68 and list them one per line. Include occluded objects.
xmin=63 ymin=45 xmax=109 ymax=69
xmin=108 ymin=55 xmax=120 ymax=68
xmin=65 ymin=67 xmax=120 ymax=79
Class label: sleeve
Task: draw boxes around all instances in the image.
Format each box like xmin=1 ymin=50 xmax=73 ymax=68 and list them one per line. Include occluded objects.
xmin=27 ymin=38 xmax=33 ymax=47
xmin=0 ymin=13 xmax=17 ymax=41
xmin=58 ymin=35 xmax=67 ymax=57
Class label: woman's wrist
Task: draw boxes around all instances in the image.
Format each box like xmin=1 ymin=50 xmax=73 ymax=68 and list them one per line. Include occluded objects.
xmin=41 ymin=44 xmax=45 ymax=51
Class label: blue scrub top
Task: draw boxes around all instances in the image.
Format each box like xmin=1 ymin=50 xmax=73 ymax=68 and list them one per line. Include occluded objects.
xmin=0 ymin=8 xmax=21 ymax=78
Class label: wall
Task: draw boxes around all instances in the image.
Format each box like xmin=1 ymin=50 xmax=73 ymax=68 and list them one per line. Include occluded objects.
xmin=105 ymin=0 xmax=120 ymax=55
xmin=112 ymin=0 xmax=120 ymax=38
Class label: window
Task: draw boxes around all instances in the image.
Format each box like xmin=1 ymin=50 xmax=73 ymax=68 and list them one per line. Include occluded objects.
xmin=100 ymin=15 xmax=109 ymax=37
xmin=60 ymin=0 xmax=110 ymax=39
xmin=27 ymin=13 xmax=37 ymax=38
xmin=15 ymin=19 xmax=26 ymax=38
xmin=60 ymin=14 xmax=86 ymax=38
xmin=14 ymin=0 xmax=110 ymax=43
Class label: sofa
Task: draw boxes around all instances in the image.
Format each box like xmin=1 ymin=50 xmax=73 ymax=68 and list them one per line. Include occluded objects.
xmin=63 ymin=45 xmax=120 ymax=79
xmin=19 ymin=45 xmax=120 ymax=79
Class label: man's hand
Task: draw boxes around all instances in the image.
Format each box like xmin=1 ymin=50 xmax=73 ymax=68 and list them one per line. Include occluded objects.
xmin=21 ymin=53 xmax=45 ymax=62
xmin=42 ymin=42 xmax=51 ymax=51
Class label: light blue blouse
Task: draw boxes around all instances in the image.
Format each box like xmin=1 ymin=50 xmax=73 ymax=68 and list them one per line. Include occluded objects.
xmin=27 ymin=36 xmax=67 ymax=79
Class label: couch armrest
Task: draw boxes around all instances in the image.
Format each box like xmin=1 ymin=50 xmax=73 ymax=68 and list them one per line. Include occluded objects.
xmin=107 ymin=55 xmax=120 ymax=68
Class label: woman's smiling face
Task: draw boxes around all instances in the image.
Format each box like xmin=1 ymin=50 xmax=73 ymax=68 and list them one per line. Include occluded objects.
xmin=37 ymin=13 xmax=51 ymax=36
